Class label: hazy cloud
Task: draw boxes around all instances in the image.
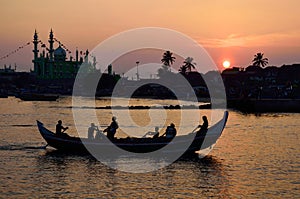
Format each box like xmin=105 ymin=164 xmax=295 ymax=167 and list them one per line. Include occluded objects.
xmin=199 ymin=31 xmax=300 ymax=48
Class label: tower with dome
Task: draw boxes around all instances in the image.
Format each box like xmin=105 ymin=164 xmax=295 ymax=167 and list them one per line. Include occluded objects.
xmin=32 ymin=29 xmax=97 ymax=79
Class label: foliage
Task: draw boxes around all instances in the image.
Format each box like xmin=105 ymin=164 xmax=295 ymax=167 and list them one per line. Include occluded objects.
xmin=252 ymin=52 xmax=268 ymax=68
xmin=158 ymin=50 xmax=176 ymax=78
xmin=179 ymin=57 xmax=196 ymax=74
xmin=161 ymin=51 xmax=176 ymax=67
xmin=157 ymin=64 xmax=171 ymax=78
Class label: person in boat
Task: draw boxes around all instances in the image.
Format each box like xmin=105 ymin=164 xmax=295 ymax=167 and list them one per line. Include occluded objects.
xmin=195 ymin=116 xmax=208 ymax=137
xmin=143 ymin=127 xmax=159 ymax=138
xmin=88 ymin=123 xmax=99 ymax=139
xmin=95 ymin=128 xmax=105 ymax=140
xmin=103 ymin=116 xmax=119 ymax=140
xmin=56 ymin=120 xmax=69 ymax=137
xmin=161 ymin=123 xmax=177 ymax=139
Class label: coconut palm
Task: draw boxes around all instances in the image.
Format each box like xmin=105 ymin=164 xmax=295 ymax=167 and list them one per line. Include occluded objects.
xmin=179 ymin=65 xmax=187 ymax=74
xmin=183 ymin=57 xmax=196 ymax=73
xmin=252 ymin=52 xmax=268 ymax=68
xmin=161 ymin=50 xmax=176 ymax=68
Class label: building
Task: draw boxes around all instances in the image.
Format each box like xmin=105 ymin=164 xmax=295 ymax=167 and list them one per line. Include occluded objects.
xmin=32 ymin=29 xmax=96 ymax=79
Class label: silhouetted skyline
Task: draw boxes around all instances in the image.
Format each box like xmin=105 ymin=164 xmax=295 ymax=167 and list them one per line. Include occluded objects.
xmin=0 ymin=0 xmax=300 ymax=71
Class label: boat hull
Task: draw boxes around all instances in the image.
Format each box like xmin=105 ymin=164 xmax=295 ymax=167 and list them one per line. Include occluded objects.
xmin=37 ymin=111 xmax=228 ymax=155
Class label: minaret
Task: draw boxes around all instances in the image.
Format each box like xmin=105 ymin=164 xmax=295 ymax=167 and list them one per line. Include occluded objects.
xmin=76 ymin=48 xmax=79 ymax=63
xmin=32 ymin=29 xmax=39 ymax=73
xmin=48 ymin=29 xmax=54 ymax=61
xmin=84 ymin=49 xmax=89 ymax=63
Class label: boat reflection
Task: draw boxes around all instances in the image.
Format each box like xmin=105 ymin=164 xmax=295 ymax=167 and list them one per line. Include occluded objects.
xmin=36 ymin=150 xmax=229 ymax=198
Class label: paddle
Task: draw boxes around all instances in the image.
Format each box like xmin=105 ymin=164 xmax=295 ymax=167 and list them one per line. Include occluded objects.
xmin=41 ymin=144 xmax=48 ymax=149
xmin=191 ymin=125 xmax=200 ymax=134
xmin=142 ymin=132 xmax=149 ymax=138
xmin=42 ymin=126 xmax=69 ymax=149
xmin=142 ymin=131 xmax=155 ymax=138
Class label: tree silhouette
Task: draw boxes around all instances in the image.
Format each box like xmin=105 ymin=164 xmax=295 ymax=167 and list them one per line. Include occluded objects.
xmin=179 ymin=57 xmax=196 ymax=75
xmin=183 ymin=57 xmax=196 ymax=73
xmin=252 ymin=52 xmax=268 ymax=68
xmin=179 ymin=65 xmax=187 ymax=74
xmin=161 ymin=50 xmax=176 ymax=69
xmin=157 ymin=65 xmax=170 ymax=78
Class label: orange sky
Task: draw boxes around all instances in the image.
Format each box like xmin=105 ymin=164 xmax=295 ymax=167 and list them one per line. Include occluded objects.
xmin=0 ymin=0 xmax=300 ymax=71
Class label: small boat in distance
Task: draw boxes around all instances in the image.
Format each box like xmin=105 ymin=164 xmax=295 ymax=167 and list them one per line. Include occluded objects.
xmin=37 ymin=111 xmax=228 ymax=156
xmin=17 ymin=92 xmax=59 ymax=101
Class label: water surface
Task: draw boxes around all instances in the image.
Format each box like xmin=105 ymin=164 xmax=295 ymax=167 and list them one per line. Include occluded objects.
xmin=0 ymin=97 xmax=299 ymax=198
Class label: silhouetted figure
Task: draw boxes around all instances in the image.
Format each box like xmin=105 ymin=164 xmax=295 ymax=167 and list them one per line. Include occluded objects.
xmin=104 ymin=116 xmax=119 ymax=140
xmin=199 ymin=116 xmax=208 ymax=130
xmin=88 ymin=123 xmax=98 ymax=139
xmin=196 ymin=116 xmax=208 ymax=137
xmin=95 ymin=129 xmax=104 ymax=140
xmin=143 ymin=127 xmax=159 ymax=138
xmin=162 ymin=123 xmax=177 ymax=139
xmin=56 ymin=120 xmax=69 ymax=137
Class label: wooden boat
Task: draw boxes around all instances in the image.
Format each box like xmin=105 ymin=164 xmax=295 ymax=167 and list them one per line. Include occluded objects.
xmin=37 ymin=111 xmax=228 ymax=155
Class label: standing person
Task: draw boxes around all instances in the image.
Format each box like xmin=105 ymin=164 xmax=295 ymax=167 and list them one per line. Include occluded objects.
xmin=88 ymin=123 xmax=98 ymax=139
xmin=56 ymin=120 xmax=68 ymax=136
xmin=196 ymin=116 xmax=208 ymax=137
xmin=104 ymin=116 xmax=119 ymax=140
xmin=199 ymin=116 xmax=208 ymax=130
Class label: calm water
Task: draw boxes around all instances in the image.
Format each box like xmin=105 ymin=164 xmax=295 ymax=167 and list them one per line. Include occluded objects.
xmin=0 ymin=97 xmax=299 ymax=198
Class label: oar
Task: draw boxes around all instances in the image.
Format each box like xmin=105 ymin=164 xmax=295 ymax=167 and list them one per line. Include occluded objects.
xmin=142 ymin=132 xmax=148 ymax=138
xmin=41 ymin=126 xmax=68 ymax=149
xmin=191 ymin=125 xmax=200 ymax=134
xmin=142 ymin=132 xmax=151 ymax=138
xmin=41 ymin=144 xmax=48 ymax=149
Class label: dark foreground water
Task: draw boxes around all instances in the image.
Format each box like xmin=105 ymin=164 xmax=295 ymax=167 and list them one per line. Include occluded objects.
xmin=0 ymin=97 xmax=299 ymax=198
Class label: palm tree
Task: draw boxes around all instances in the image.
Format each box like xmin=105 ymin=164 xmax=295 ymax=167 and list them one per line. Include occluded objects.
xmin=252 ymin=52 xmax=268 ymax=68
xmin=179 ymin=65 xmax=187 ymax=74
xmin=182 ymin=57 xmax=196 ymax=73
xmin=161 ymin=50 xmax=176 ymax=69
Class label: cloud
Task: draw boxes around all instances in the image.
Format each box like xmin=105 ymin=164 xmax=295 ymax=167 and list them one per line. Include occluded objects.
xmin=198 ymin=30 xmax=300 ymax=48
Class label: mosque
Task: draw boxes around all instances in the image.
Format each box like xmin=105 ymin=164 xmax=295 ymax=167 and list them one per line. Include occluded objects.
xmin=32 ymin=29 xmax=97 ymax=79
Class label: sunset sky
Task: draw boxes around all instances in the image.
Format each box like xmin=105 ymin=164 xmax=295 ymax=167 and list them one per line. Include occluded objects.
xmin=0 ymin=0 xmax=299 ymax=72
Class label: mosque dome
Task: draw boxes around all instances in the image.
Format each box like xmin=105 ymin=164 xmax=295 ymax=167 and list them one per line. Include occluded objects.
xmin=54 ymin=45 xmax=66 ymax=61
xmin=54 ymin=46 xmax=66 ymax=56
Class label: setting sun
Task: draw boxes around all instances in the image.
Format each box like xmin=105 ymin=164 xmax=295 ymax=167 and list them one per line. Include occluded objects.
xmin=223 ymin=60 xmax=231 ymax=68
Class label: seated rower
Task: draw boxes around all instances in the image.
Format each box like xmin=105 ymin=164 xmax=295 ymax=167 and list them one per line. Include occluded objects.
xmin=95 ymin=129 xmax=105 ymax=140
xmin=88 ymin=123 xmax=98 ymax=139
xmin=143 ymin=127 xmax=159 ymax=138
xmin=103 ymin=116 xmax=119 ymax=140
xmin=161 ymin=123 xmax=177 ymax=139
xmin=56 ymin=120 xmax=69 ymax=137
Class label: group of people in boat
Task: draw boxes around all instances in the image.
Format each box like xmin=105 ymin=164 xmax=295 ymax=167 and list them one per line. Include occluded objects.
xmin=55 ymin=115 xmax=209 ymax=140
xmin=87 ymin=116 xmax=118 ymax=140
xmin=142 ymin=123 xmax=177 ymax=139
